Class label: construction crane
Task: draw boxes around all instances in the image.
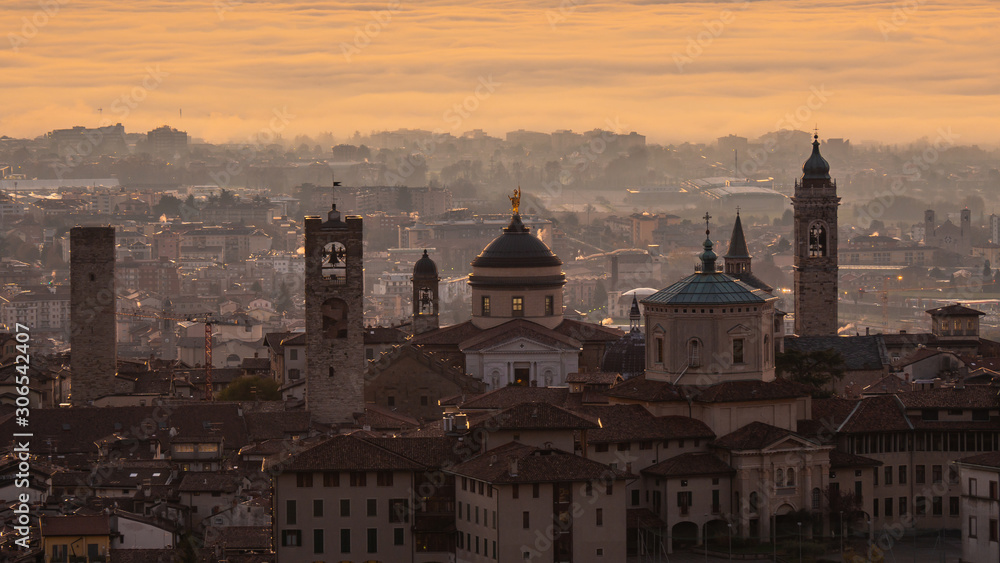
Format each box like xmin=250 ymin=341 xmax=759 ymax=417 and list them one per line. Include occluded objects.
xmin=116 ymin=309 xmax=248 ymax=401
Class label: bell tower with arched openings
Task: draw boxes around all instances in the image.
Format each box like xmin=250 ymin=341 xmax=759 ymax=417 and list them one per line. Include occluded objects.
xmin=304 ymin=204 xmax=364 ymax=424
xmin=793 ymin=134 xmax=840 ymax=336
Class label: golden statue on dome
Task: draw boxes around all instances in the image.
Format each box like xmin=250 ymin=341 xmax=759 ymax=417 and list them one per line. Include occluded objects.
xmin=509 ymin=187 xmax=521 ymax=215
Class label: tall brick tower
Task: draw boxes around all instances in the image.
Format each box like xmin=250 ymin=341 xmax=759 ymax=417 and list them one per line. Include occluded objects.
xmin=793 ymin=135 xmax=840 ymax=336
xmin=411 ymin=250 xmax=440 ymax=335
xmin=304 ymin=204 xmax=364 ymax=425
xmin=70 ymin=226 xmax=117 ymax=405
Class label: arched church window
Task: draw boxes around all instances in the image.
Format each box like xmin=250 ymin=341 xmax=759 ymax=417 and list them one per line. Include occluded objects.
xmin=808 ymin=222 xmax=827 ymax=257
xmin=776 ymin=469 xmax=784 ymax=487
xmin=812 ymin=488 xmax=822 ymax=510
xmin=322 ymin=298 xmax=349 ymax=339
xmin=687 ymin=339 xmax=701 ymax=367
xmin=749 ymin=491 xmax=759 ymax=513
xmin=786 ymin=468 xmax=795 ymax=486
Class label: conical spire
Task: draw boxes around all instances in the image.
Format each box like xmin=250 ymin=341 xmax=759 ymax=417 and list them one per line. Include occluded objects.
xmin=725 ymin=210 xmax=750 ymax=259
xmin=629 ymin=295 xmax=641 ymax=332
xmin=802 ymin=134 xmax=831 ymax=181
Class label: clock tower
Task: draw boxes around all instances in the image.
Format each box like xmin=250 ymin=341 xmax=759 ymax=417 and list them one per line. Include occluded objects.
xmin=792 ymin=135 xmax=840 ymax=336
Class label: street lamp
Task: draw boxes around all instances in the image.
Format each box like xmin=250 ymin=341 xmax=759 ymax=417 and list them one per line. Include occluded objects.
xmin=839 ymin=510 xmax=844 ymax=555
xmin=797 ymin=521 xmax=802 ymax=563
xmin=728 ymin=522 xmax=733 ymax=562
xmin=772 ymin=512 xmax=777 ymax=563
xmin=705 ymin=514 xmax=710 ymax=563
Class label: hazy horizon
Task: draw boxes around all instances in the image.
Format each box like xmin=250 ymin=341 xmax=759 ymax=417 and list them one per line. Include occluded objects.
xmin=2 ymin=0 xmax=998 ymax=146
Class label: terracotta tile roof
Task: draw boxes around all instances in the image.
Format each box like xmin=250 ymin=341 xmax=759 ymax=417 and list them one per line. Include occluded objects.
xmin=238 ymin=438 xmax=293 ymax=457
xmin=280 ymin=332 xmax=306 ymax=346
xmin=449 ymin=441 xmax=631 ymax=484
xmin=279 ymin=434 xmax=425 ymax=472
xmin=784 ymin=335 xmax=887 ymax=371
xmin=862 ymin=374 xmax=911 ymax=395
xmin=689 ymin=379 xmax=812 ymax=403
xmin=459 ymin=319 xmax=582 ymax=351
xmin=927 ymin=304 xmax=986 ymax=316
xmin=109 ymin=549 xmax=176 ymax=563
xmin=360 ymin=436 xmax=466 ymax=467
xmin=566 ymin=372 xmax=622 ymax=385
xmin=570 ymin=405 xmax=714 ymax=443
xmin=829 ymin=449 xmax=882 ymax=468
xmin=836 ymin=395 xmax=912 ymax=433
xmin=956 ymin=451 xmax=1000 ymax=469
xmin=552 ymin=318 xmax=624 ymax=342
xmin=41 ymin=514 xmax=110 ymax=536
xmin=178 ymin=472 xmax=242 ymax=493
xmin=460 ymin=387 xmax=572 ymax=410
xmin=355 ymin=405 xmax=420 ymax=430
xmin=896 ymin=387 xmax=1000 ymax=409
xmin=712 ymin=421 xmax=815 ymax=451
xmin=244 ymin=411 xmax=311 ymax=441
xmin=604 ymin=375 xmax=686 ymax=403
xmin=409 ymin=320 xmax=483 ymax=346
xmin=363 ymin=326 xmax=406 ymax=344
xmin=471 ymin=402 xmax=600 ymax=431
xmin=641 ymin=452 xmax=735 ymax=477
xmin=0 ymin=403 xmax=248 ymax=457
xmin=204 ymin=526 xmax=272 ymax=550
xmin=240 ymin=357 xmax=270 ymax=370
xmin=965 ymin=357 xmax=1000 ymax=371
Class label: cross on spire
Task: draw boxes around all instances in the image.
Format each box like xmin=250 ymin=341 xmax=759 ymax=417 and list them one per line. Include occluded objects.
xmin=703 ymin=211 xmax=712 ymax=236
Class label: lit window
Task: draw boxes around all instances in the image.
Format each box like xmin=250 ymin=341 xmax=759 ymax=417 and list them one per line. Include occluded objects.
xmin=512 ymin=297 xmax=524 ymax=317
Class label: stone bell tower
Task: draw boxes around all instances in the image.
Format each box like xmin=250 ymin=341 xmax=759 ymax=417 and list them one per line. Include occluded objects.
xmin=304 ymin=204 xmax=364 ymax=425
xmin=411 ymin=250 xmax=440 ymax=335
xmin=70 ymin=226 xmax=117 ymax=405
xmin=792 ymin=135 xmax=840 ymax=336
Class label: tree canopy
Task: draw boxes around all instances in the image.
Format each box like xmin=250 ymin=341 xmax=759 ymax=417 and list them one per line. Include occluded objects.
xmin=775 ymin=348 xmax=846 ymax=396
xmin=216 ymin=375 xmax=281 ymax=401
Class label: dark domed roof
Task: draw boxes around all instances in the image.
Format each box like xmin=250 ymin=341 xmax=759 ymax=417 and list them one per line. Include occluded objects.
xmin=413 ymin=249 xmax=438 ymax=279
xmin=644 ymin=272 xmax=771 ymax=306
xmin=802 ymin=135 xmax=831 ymax=181
xmin=471 ymin=213 xmax=563 ymax=269
xmin=601 ymin=330 xmax=645 ymax=380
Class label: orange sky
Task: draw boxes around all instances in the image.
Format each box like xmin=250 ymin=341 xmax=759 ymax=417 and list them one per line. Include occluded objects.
xmin=1 ymin=0 xmax=998 ymax=145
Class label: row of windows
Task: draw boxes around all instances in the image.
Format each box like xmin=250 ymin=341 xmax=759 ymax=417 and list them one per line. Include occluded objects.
xmin=280 ymin=527 xmax=404 ymax=553
xmin=295 ymin=471 xmax=394 ymax=487
xmin=457 ymin=532 xmax=497 ymax=559
xmin=593 ymin=438 xmax=701 ymax=452
xmin=967 ymin=478 xmax=1000 ymax=499
xmin=459 ymin=501 xmax=496 ymax=528
xmin=968 ymin=517 xmax=1000 ymax=541
xmin=873 ymin=496 xmax=958 ymax=518
xmin=285 ymin=498 xmax=408 ymax=524
xmin=480 ymin=295 xmax=556 ymax=317
xmin=653 ymin=337 xmax=751 ymax=367
xmin=873 ymin=465 xmax=909 ymax=486
xmin=462 ymin=476 xmax=493 ymax=496
xmin=848 ymin=431 xmax=998 ymax=454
